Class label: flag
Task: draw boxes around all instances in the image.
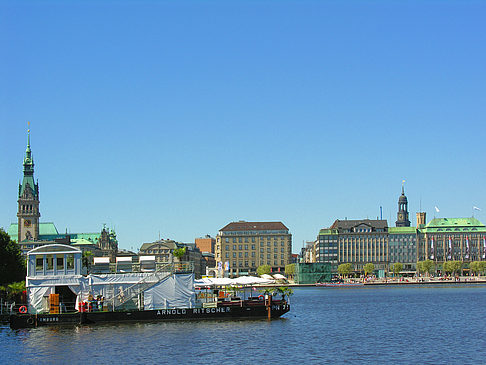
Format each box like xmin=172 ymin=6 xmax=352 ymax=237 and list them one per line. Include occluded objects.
xmin=435 ymin=206 xmax=440 ymax=213
xmin=448 ymin=236 xmax=452 ymax=260
xmin=483 ymin=236 xmax=486 ymax=259
xmin=224 ymin=261 xmax=230 ymax=271
xmin=473 ymin=206 xmax=481 ymax=211
xmin=465 ymin=236 xmax=469 ymax=259
xmin=217 ymin=261 xmax=223 ymax=271
xmin=430 ymin=236 xmax=434 ymax=260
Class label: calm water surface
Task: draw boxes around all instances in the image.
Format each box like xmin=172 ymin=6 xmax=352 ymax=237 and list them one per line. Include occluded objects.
xmin=2 ymin=285 xmax=486 ymax=364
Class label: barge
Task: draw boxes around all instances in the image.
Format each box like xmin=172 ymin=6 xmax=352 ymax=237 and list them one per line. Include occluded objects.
xmin=10 ymin=244 xmax=290 ymax=329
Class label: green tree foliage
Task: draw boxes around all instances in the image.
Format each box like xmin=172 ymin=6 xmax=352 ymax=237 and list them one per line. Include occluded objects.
xmin=285 ymin=264 xmax=295 ymax=277
xmin=470 ymin=261 xmax=486 ymax=275
xmin=82 ymin=250 xmax=94 ymax=273
xmin=337 ymin=263 xmax=352 ymax=277
xmin=392 ymin=263 xmax=403 ymax=276
xmin=276 ymin=286 xmax=294 ymax=302
xmin=443 ymin=261 xmax=463 ymax=276
xmin=417 ymin=260 xmax=435 ymax=275
xmin=172 ymin=247 xmax=187 ymax=260
xmin=0 ymin=228 xmax=26 ymax=285
xmin=257 ymin=265 xmax=271 ymax=276
xmin=363 ymin=263 xmax=375 ymax=276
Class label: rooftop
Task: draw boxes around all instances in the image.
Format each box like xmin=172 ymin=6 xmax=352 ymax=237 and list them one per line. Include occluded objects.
xmin=220 ymin=221 xmax=288 ymax=232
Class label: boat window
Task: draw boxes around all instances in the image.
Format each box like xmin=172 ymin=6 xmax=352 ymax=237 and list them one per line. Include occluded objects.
xmin=46 ymin=255 xmax=54 ymax=270
xmin=57 ymin=256 xmax=64 ymax=271
xmin=36 ymin=257 xmax=43 ymax=272
xmin=66 ymin=255 xmax=75 ymax=270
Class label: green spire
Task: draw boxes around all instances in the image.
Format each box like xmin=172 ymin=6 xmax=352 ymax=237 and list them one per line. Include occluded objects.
xmin=19 ymin=125 xmax=38 ymax=199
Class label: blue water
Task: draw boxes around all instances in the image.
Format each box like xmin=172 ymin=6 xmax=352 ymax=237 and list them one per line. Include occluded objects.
xmin=1 ymin=285 xmax=486 ymax=364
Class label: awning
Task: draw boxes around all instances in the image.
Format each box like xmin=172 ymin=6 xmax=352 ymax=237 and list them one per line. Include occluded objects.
xmin=116 ymin=257 xmax=132 ymax=263
xmin=93 ymin=257 xmax=110 ymax=264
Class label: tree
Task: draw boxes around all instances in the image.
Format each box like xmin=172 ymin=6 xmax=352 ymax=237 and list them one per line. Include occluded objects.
xmin=257 ymin=265 xmax=271 ymax=276
xmin=416 ymin=261 xmax=423 ymax=274
xmin=172 ymin=247 xmax=187 ymax=261
xmin=363 ymin=263 xmax=375 ymax=276
xmin=392 ymin=263 xmax=403 ymax=277
xmin=337 ymin=263 xmax=352 ymax=277
xmin=450 ymin=261 xmax=463 ymax=276
xmin=276 ymin=286 xmax=294 ymax=302
xmin=285 ymin=264 xmax=295 ymax=278
xmin=0 ymin=228 xmax=26 ymax=285
xmin=82 ymin=250 xmax=94 ymax=273
xmin=470 ymin=261 xmax=486 ymax=276
xmin=422 ymin=260 xmax=435 ymax=275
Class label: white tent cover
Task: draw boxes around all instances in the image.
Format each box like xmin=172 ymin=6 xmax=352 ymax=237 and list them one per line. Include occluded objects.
xmin=26 ymin=272 xmax=194 ymax=313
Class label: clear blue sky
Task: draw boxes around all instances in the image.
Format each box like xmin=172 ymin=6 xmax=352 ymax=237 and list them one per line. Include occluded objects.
xmin=1 ymin=1 xmax=485 ymax=253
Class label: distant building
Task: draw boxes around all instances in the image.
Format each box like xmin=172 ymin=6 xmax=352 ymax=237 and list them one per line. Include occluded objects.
xmin=388 ymin=227 xmax=417 ymax=272
xmin=139 ymin=239 xmax=204 ymax=278
xmin=216 ymin=221 xmax=292 ymax=276
xmin=417 ymin=215 xmax=486 ymax=264
xmin=195 ymin=235 xmax=215 ymax=254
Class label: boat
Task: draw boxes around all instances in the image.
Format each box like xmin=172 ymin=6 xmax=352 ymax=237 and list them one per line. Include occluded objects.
xmin=9 ymin=244 xmax=290 ymax=329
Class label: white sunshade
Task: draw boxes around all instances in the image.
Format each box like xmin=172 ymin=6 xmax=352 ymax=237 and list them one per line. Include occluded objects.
xmin=93 ymin=257 xmax=110 ymax=264
xmin=233 ymin=276 xmax=274 ymax=285
xmin=260 ymin=274 xmax=274 ymax=280
xmin=139 ymin=256 xmax=156 ymax=262
xmin=272 ymin=274 xmax=287 ymax=280
xmin=194 ymin=278 xmax=235 ymax=287
xmin=116 ymin=256 xmax=132 ymax=263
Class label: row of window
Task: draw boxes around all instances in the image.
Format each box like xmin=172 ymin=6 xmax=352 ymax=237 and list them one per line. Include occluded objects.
xmin=230 ymin=260 xmax=286 ymax=268
xmin=223 ymin=236 xmax=289 ymax=243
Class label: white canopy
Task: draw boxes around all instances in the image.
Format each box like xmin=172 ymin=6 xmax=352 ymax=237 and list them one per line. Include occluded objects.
xmin=273 ymin=274 xmax=287 ymax=280
xmin=94 ymin=257 xmax=110 ymax=264
xmin=260 ymin=274 xmax=274 ymax=280
xmin=194 ymin=276 xmax=274 ymax=287
xmin=116 ymin=256 xmax=132 ymax=263
xmin=233 ymin=276 xmax=274 ymax=285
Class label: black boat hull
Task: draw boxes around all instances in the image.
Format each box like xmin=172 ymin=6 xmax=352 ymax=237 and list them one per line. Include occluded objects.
xmin=10 ymin=302 xmax=290 ymax=329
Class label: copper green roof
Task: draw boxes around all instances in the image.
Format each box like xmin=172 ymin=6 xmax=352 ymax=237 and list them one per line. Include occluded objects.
xmin=388 ymin=227 xmax=417 ymax=234
xmin=8 ymin=222 xmax=60 ymax=240
xmin=419 ymin=217 xmax=486 ymax=233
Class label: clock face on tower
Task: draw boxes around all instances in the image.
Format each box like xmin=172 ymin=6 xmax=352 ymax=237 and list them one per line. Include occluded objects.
xmin=24 ymin=219 xmax=31 ymax=227
xmin=398 ymin=214 xmax=404 ymax=220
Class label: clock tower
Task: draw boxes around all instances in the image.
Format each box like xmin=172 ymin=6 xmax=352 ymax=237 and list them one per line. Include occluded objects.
xmin=17 ymin=128 xmax=40 ymax=243
xmin=395 ymin=182 xmax=411 ymax=227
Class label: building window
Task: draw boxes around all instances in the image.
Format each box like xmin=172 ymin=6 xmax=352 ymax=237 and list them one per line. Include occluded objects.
xmin=233 ymin=253 xmax=236 ymax=258
xmin=252 ymin=237 xmax=255 ymax=243
xmin=239 ymin=237 xmax=242 ymax=243
xmin=225 ymin=245 xmax=229 ymax=250
xmin=225 ymin=238 xmax=229 ymax=243
xmin=239 ymin=252 xmax=242 ymax=258
xmin=238 ymin=245 xmax=242 ymax=250
xmin=251 ymin=244 xmax=255 ymax=250
xmin=233 ymin=238 xmax=236 ymax=243
xmin=225 ymin=253 xmax=229 ymax=258
xmin=245 ymin=238 xmax=248 ymax=243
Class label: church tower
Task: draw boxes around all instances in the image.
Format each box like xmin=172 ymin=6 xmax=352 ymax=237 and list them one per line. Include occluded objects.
xmin=17 ymin=128 xmax=40 ymax=243
xmin=395 ymin=182 xmax=411 ymax=227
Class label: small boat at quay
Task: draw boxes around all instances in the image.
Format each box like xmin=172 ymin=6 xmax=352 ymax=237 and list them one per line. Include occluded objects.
xmin=9 ymin=244 xmax=290 ymax=329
